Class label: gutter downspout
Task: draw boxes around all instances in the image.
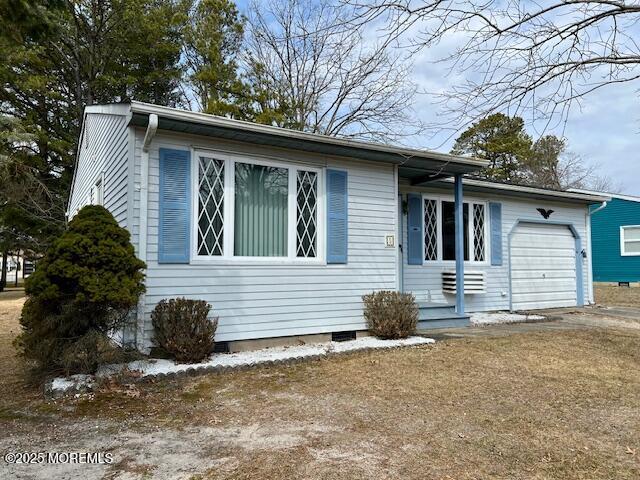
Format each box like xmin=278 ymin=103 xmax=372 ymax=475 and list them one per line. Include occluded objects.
xmin=586 ymin=201 xmax=607 ymax=304
xmin=589 ymin=201 xmax=607 ymax=216
xmin=135 ymin=113 xmax=158 ymax=351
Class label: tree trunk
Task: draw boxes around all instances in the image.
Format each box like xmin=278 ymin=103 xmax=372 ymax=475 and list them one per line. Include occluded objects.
xmin=15 ymin=252 xmax=20 ymax=287
xmin=0 ymin=251 xmax=7 ymax=292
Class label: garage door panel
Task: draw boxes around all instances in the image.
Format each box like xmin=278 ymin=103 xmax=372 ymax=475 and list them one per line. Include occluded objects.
xmin=511 ymin=223 xmax=577 ymax=311
xmin=511 ymin=258 xmax=576 ymax=270
xmin=511 ymin=249 xmax=576 ymax=259
xmin=512 ymin=287 xmax=578 ymax=299
xmin=511 ymin=237 xmax=575 ymax=248
xmin=512 ymin=270 xmax=576 ymax=280
xmin=512 ymin=298 xmax=577 ymax=311
xmin=511 ymin=279 xmax=578 ymax=293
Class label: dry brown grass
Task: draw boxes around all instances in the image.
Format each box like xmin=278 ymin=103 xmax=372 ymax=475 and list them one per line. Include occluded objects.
xmin=1 ymin=290 xmax=640 ymax=479
xmin=595 ymin=285 xmax=640 ymax=307
xmin=0 ymin=289 xmax=43 ymax=418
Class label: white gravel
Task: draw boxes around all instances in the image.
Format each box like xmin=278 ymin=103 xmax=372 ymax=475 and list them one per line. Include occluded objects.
xmin=49 ymin=336 xmax=434 ymax=395
xmin=471 ymin=312 xmax=545 ymax=325
xmin=119 ymin=335 xmax=434 ymax=376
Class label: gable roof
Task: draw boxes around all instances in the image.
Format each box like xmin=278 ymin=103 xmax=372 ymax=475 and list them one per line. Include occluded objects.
xmin=80 ymin=102 xmax=608 ymax=205
xmin=87 ymin=101 xmax=489 ymax=182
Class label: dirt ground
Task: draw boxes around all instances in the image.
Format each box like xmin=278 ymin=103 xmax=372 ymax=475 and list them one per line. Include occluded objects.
xmin=1 ymin=289 xmax=639 ymax=479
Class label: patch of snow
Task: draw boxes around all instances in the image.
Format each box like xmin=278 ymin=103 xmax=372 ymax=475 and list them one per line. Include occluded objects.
xmin=47 ymin=374 xmax=95 ymax=397
xmin=50 ymin=336 xmax=434 ymax=395
xmin=51 ymin=374 xmax=94 ymax=391
xmin=471 ymin=312 xmax=545 ymax=325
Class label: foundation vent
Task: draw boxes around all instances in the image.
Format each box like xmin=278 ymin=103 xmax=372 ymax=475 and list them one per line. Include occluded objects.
xmin=213 ymin=341 xmax=230 ymax=354
xmin=331 ymin=331 xmax=356 ymax=342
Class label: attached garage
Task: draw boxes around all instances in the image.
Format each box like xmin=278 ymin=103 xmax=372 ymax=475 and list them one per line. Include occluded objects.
xmin=510 ymin=222 xmax=579 ymax=311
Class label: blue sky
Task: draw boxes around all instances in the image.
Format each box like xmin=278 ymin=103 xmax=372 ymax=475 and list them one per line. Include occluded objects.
xmin=404 ymin=48 xmax=639 ymax=195
xmin=238 ymin=0 xmax=639 ymax=195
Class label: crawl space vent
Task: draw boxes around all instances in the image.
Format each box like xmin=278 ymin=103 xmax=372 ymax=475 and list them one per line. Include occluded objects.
xmin=213 ymin=341 xmax=230 ymax=354
xmin=332 ymin=331 xmax=356 ymax=342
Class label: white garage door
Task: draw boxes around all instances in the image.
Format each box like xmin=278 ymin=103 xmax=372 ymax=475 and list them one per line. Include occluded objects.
xmin=511 ymin=223 xmax=577 ymax=311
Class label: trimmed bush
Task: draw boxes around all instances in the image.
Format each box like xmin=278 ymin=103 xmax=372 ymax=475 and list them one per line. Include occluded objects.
xmin=151 ymin=298 xmax=217 ymax=363
xmin=15 ymin=205 xmax=146 ymax=374
xmin=363 ymin=291 xmax=418 ymax=339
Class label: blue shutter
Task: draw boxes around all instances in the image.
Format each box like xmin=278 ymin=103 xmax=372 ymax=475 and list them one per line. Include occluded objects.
xmin=326 ymin=169 xmax=348 ymax=264
xmin=407 ymin=193 xmax=423 ymax=265
xmin=489 ymin=202 xmax=502 ymax=266
xmin=158 ymin=148 xmax=191 ymax=264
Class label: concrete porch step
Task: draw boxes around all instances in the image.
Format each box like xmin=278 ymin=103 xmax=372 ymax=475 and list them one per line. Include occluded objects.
xmin=416 ymin=301 xmax=470 ymax=330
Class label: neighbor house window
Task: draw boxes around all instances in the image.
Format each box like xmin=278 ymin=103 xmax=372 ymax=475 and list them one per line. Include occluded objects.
xmin=423 ymin=196 xmax=487 ymax=263
xmin=620 ymin=226 xmax=640 ymax=256
xmin=194 ymin=151 xmax=321 ymax=260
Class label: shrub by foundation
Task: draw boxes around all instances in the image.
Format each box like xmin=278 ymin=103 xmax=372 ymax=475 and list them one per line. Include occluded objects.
xmin=363 ymin=291 xmax=418 ymax=339
xmin=151 ymin=298 xmax=217 ymax=363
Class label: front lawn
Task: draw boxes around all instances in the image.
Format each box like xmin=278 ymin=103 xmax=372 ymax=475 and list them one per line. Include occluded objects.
xmin=595 ymin=284 xmax=640 ymax=307
xmin=1 ymin=291 xmax=639 ymax=479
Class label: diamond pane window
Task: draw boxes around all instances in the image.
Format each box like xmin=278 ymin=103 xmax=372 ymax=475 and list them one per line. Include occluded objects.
xmin=473 ymin=203 xmax=486 ymax=261
xmin=296 ymin=170 xmax=318 ymax=257
xmin=197 ymin=156 xmax=225 ymax=256
xmin=424 ymin=199 xmax=438 ymax=261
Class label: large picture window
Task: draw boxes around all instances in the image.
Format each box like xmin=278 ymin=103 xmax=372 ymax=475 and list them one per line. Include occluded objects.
xmin=194 ymin=150 xmax=321 ymax=261
xmin=620 ymin=226 xmax=640 ymax=256
xmin=423 ymin=196 xmax=487 ymax=263
xmin=234 ymin=163 xmax=289 ymax=257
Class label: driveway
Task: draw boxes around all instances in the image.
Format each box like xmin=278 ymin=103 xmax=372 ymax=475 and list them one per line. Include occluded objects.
xmin=427 ymin=306 xmax=640 ymax=341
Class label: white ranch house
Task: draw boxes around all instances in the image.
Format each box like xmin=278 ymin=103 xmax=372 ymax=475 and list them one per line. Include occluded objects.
xmin=68 ymin=102 xmax=608 ymax=352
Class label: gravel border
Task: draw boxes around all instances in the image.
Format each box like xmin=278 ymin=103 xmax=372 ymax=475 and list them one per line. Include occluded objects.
xmin=45 ymin=336 xmax=435 ymax=399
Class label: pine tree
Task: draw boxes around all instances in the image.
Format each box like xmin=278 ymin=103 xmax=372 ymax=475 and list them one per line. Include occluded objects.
xmin=451 ymin=114 xmax=533 ymax=183
xmin=16 ymin=206 xmax=145 ymax=374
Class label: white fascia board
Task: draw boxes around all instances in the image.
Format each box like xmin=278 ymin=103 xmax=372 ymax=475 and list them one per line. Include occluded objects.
xmin=128 ymin=101 xmax=489 ymax=170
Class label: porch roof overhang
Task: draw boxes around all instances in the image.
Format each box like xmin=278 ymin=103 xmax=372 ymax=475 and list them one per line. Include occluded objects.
xmin=423 ymin=177 xmax=611 ymax=205
xmin=126 ymin=101 xmax=488 ymax=179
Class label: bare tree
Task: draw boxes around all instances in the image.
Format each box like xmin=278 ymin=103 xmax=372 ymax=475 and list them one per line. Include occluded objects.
xmin=244 ymin=0 xmax=422 ymax=142
xmin=346 ymin=1 xmax=640 ymax=131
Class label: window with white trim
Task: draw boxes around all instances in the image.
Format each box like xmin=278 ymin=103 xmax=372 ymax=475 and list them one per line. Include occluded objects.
xmin=620 ymin=226 xmax=640 ymax=256
xmin=194 ymin=151 xmax=321 ymax=260
xmin=423 ymin=196 xmax=487 ymax=263
xmin=197 ymin=156 xmax=225 ymax=256
xmin=296 ymin=170 xmax=318 ymax=257
xmin=89 ymin=176 xmax=103 ymax=206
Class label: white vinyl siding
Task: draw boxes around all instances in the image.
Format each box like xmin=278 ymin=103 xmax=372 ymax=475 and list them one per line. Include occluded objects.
xmin=620 ymin=226 xmax=640 ymax=256
xmin=402 ymin=183 xmax=589 ymax=312
xmin=134 ymin=131 xmax=397 ymax=347
xmin=68 ymin=113 xmax=128 ymax=227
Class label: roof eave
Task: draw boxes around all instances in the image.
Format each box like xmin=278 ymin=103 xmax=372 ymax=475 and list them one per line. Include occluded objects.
xmin=127 ymin=101 xmax=488 ymax=177
xmin=423 ymin=178 xmax=611 ymax=204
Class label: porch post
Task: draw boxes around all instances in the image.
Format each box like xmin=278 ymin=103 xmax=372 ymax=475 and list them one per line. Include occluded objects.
xmin=454 ymin=174 xmax=464 ymax=314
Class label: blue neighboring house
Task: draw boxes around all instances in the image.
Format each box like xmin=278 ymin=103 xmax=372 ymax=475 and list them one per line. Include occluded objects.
xmin=577 ymin=191 xmax=640 ymax=284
